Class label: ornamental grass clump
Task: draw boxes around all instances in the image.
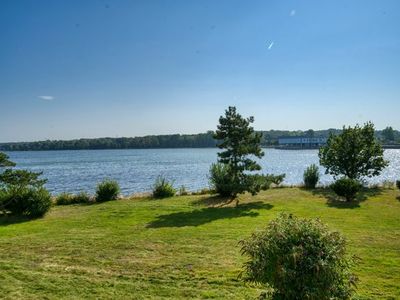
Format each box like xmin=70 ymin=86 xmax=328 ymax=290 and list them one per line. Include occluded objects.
xmin=152 ymin=176 xmax=176 ymax=198
xmin=240 ymin=213 xmax=358 ymax=300
xmin=95 ymin=180 xmax=120 ymax=202
xmin=303 ymin=164 xmax=320 ymax=189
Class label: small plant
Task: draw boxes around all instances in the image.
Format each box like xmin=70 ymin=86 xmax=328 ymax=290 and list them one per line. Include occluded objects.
xmin=331 ymin=178 xmax=362 ymax=202
xmin=303 ymin=164 xmax=320 ymax=189
xmin=179 ymin=185 xmax=188 ymax=196
xmin=56 ymin=191 xmax=91 ymax=205
xmin=240 ymin=213 xmax=358 ymax=300
xmin=209 ymin=163 xmax=235 ymax=197
xmin=95 ymin=180 xmax=120 ymax=202
xmin=396 ymin=180 xmax=400 ymax=190
xmin=152 ymin=176 xmax=176 ymax=198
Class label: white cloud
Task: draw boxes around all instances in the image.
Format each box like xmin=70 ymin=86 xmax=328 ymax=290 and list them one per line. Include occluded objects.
xmin=38 ymin=95 xmax=55 ymax=101
xmin=290 ymin=9 xmax=296 ymax=16
xmin=267 ymin=42 xmax=274 ymax=50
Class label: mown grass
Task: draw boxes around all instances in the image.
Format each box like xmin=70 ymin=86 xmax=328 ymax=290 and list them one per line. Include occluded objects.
xmin=0 ymin=188 xmax=399 ymax=299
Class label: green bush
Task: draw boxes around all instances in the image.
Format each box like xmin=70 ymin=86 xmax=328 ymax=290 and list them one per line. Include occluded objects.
xmin=396 ymin=180 xmax=400 ymax=190
xmin=240 ymin=213 xmax=357 ymax=300
xmin=56 ymin=191 xmax=91 ymax=205
xmin=95 ymin=180 xmax=120 ymax=202
xmin=0 ymin=187 xmax=52 ymax=217
xmin=331 ymin=178 xmax=362 ymax=202
xmin=209 ymin=163 xmax=235 ymax=197
xmin=152 ymin=176 xmax=176 ymax=198
xmin=303 ymin=164 xmax=320 ymax=189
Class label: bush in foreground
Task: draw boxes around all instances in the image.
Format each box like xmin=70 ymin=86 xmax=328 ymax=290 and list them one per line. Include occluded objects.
xmin=303 ymin=164 xmax=320 ymax=189
xmin=240 ymin=213 xmax=357 ymax=300
xmin=95 ymin=180 xmax=120 ymax=202
xmin=56 ymin=192 xmax=91 ymax=205
xmin=396 ymin=180 xmax=400 ymax=190
xmin=331 ymin=178 xmax=362 ymax=202
xmin=152 ymin=176 xmax=176 ymax=198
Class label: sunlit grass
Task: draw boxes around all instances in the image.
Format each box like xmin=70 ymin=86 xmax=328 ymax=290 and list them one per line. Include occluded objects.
xmin=1 ymin=188 xmax=399 ymax=299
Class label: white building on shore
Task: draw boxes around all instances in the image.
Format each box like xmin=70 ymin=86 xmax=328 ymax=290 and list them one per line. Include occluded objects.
xmin=277 ymin=136 xmax=327 ymax=149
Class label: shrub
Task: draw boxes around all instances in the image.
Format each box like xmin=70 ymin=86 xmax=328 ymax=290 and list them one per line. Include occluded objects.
xmin=303 ymin=164 xmax=320 ymax=189
xmin=152 ymin=176 xmax=176 ymax=198
xmin=179 ymin=185 xmax=188 ymax=196
xmin=396 ymin=180 xmax=400 ymax=190
xmin=209 ymin=163 xmax=235 ymax=197
xmin=240 ymin=213 xmax=357 ymax=300
xmin=95 ymin=180 xmax=120 ymax=202
xmin=331 ymin=178 xmax=362 ymax=202
xmin=0 ymin=187 xmax=52 ymax=217
xmin=56 ymin=191 xmax=91 ymax=205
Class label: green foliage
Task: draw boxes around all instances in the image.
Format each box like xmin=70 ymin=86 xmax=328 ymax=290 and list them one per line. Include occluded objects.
xmin=56 ymin=192 xmax=91 ymax=205
xmin=209 ymin=163 xmax=285 ymax=198
xmin=319 ymin=122 xmax=388 ymax=180
xmin=0 ymin=169 xmax=47 ymax=190
xmin=214 ymin=106 xmax=265 ymax=199
xmin=152 ymin=176 xmax=176 ymax=198
xmin=331 ymin=178 xmax=362 ymax=202
xmin=240 ymin=213 xmax=357 ymax=300
xmin=0 ymin=167 xmax=51 ymax=217
xmin=95 ymin=180 xmax=120 ymax=202
xmin=382 ymin=126 xmax=395 ymax=142
xmin=0 ymin=187 xmax=52 ymax=217
xmin=396 ymin=180 xmax=400 ymax=190
xmin=178 ymin=186 xmax=188 ymax=196
xmin=209 ymin=163 xmax=235 ymax=197
xmin=0 ymin=152 xmax=15 ymax=168
xmin=303 ymin=164 xmax=320 ymax=189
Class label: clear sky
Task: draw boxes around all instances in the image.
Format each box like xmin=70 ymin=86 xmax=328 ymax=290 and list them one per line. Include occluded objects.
xmin=1 ymin=0 xmax=399 ymax=142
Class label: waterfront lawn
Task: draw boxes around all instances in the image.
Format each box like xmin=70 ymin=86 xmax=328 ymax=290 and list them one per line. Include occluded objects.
xmin=0 ymin=188 xmax=399 ymax=299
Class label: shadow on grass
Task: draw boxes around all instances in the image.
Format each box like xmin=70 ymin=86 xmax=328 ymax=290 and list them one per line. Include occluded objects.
xmin=147 ymin=201 xmax=273 ymax=228
xmin=0 ymin=213 xmax=37 ymax=226
xmin=191 ymin=195 xmax=233 ymax=207
xmin=310 ymin=187 xmax=383 ymax=209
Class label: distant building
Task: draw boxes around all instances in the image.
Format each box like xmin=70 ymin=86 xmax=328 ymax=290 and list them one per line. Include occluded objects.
xmin=277 ymin=136 xmax=327 ymax=149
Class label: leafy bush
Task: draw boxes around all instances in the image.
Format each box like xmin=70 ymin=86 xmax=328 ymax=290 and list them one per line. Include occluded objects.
xmin=0 ymin=169 xmax=51 ymax=217
xmin=56 ymin=192 xmax=91 ymax=205
xmin=210 ymin=163 xmax=285 ymax=198
xmin=209 ymin=163 xmax=235 ymax=197
xmin=0 ymin=187 xmax=52 ymax=217
xmin=240 ymin=213 xmax=357 ymax=300
xmin=303 ymin=164 xmax=320 ymax=189
xmin=331 ymin=178 xmax=362 ymax=202
xmin=396 ymin=180 xmax=400 ymax=190
xmin=152 ymin=176 xmax=176 ymax=198
xmin=95 ymin=180 xmax=120 ymax=202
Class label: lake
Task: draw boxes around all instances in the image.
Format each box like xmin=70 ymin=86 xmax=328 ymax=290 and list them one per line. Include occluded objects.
xmin=5 ymin=149 xmax=400 ymax=195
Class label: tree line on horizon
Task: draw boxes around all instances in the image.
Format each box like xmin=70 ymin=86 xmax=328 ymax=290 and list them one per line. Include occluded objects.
xmin=0 ymin=127 xmax=399 ymax=151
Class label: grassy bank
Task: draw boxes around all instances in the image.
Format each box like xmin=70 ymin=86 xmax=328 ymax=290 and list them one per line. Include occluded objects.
xmin=1 ymin=188 xmax=399 ymax=299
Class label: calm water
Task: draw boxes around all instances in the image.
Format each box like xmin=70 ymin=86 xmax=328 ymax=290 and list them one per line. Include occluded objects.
xmin=5 ymin=149 xmax=400 ymax=195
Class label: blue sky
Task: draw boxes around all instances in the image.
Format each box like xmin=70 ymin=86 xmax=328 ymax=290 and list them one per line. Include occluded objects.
xmin=0 ymin=0 xmax=399 ymax=142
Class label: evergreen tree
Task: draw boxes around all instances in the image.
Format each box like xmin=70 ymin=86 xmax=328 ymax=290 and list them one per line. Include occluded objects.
xmin=214 ymin=106 xmax=264 ymax=203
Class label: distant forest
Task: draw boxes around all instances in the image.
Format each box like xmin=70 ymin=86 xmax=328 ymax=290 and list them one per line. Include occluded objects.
xmin=1 ymin=128 xmax=399 ymax=151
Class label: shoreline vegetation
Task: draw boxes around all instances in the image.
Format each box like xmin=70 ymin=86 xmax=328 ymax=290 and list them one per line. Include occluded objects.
xmin=1 ymin=127 xmax=400 ymax=151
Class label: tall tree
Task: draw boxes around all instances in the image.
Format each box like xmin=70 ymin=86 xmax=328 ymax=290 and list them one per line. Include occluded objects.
xmin=319 ymin=122 xmax=388 ymax=180
xmin=214 ymin=106 xmax=264 ymax=203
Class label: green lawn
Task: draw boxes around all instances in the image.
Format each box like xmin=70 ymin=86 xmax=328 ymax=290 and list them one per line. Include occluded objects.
xmin=1 ymin=188 xmax=399 ymax=299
